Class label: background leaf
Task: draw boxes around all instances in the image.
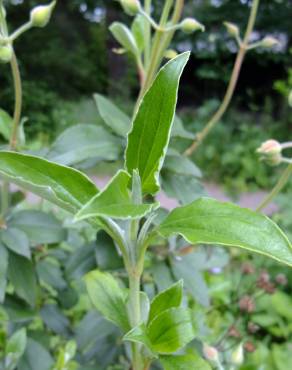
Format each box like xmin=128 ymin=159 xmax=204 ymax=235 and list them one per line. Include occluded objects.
xmin=0 ymin=242 xmax=8 ymax=302
xmin=1 ymin=228 xmax=31 ymax=259
xmin=125 ymin=52 xmax=190 ymax=194
xmin=47 ymin=124 xmax=122 ymax=166
xmin=157 ymin=197 xmax=292 ymax=266
xmin=8 ymin=253 xmax=37 ymax=306
xmin=94 ymin=94 xmax=131 ymax=137
xmin=85 ymin=270 xmax=130 ymax=331
xmin=160 ymin=353 xmax=211 ymax=370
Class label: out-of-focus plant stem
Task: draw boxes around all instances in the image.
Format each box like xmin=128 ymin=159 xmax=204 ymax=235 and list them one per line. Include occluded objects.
xmin=184 ymin=0 xmax=260 ymax=156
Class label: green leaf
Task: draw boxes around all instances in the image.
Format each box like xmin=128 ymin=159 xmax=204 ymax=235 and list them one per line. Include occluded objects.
xmin=157 ymin=197 xmax=292 ymax=266
xmin=160 ymin=353 xmax=211 ymax=370
xmin=85 ymin=270 xmax=130 ymax=331
xmin=131 ymin=15 xmax=145 ymax=52
xmin=171 ymin=116 xmax=195 ymax=140
xmin=149 ymin=280 xmax=183 ymax=322
xmin=0 ymin=242 xmax=8 ymax=303
xmin=6 ymin=328 xmax=27 ymax=359
xmin=125 ymin=52 xmax=190 ymax=194
xmin=75 ymin=170 xmax=157 ymax=221
xmin=162 ymin=173 xmax=205 ymax=205
xmin=0 ymin=151 xmax=98 ymax=213
xmin=147 ymin=307 xmax=197 ymax=354
xmin=0 ymin=108 xmax=12 ymax=140
xmin=123 ymin=323 xmax=155 ymax=354
xmin=47 ymin=124 xmax=122 ymax=166
xmin=18 ymin=338 xmax=53 ymax=370
xmin=110 ymin=22 xmax=139 ymax=57
xmin=9 ymin=210 xmax=66 ymax=246
xmin=94 ymin=94 xmax=131 ymax=137
xmin=1 ymin=228 xmax=31 ymax=259
xmin=271 ymin=292 xmax=292 ymax=320
xmin=172 ymin=257 xmax=210 ymax=307
xmin=164 ymin=152 xmax=202 ymax=177
xmin=8 ymin=253 xmax=37 ymax=306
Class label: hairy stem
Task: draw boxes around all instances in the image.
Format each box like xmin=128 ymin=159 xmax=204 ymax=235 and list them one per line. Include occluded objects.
xmin=256 ymin=163 xmax=292 ymax=212
xmin=129 ymin=268 xmax=142 ymax=370
xmin=184 ymin=0 xmax=260 ymax=156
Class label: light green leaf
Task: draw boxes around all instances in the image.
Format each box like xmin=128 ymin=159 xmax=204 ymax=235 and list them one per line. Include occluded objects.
xmin=8 ymin=253 xmax=37 ymax=306
xmin=85 ymin=270 xmax=130 ymax=331
xmin=149 ymin=280 xmax=183 ymax=322
xmin=147 ymin=307 xmax=197 ymax=354
xmin=171 ymin=116 xmax=195 ymax=139
xmin=1 ymin=228 xmax=31 ymax=259
xmin=164 ymin=152 xmax=202 ymax=177
xmin=131 ymin=15 xmax=145 ymax=52
xmin=94 ymin=94 xmax=131 ymax=137
xmin=6 ymin=328 xmax=27 ymax=359
xmin=47 ymin=124 xmax=122 ymax=166
xmin=0 ymin=108 xmax=12 ymax=140
xmin=162 ymin=172 xmax=205 ymax=205
xmin=271 ymin=292 xmax=292 ymax=320
xmin=0 ymin=242 xmax=8 ymax=303
xmin=160 ymin=353 xmax=211 ymax=370
xmin=110 ymin=22 xmax=139 ymax=57
xmin=123 ymin=323 xmax=155 ymax=355
xmin=18 ymin=338 xmax=53 ymax=370
xmin=75 ymin=170 xmax=158 ymax=221
xmin=157 ymin=197 xmax=292 ymax=266
xmin=126 ymin=52 xmax=190 ymax=194
xmin=0 ymin=151 xmax=98 ymax=213
xmin=9 ymin=210 xmax=66 ymax=246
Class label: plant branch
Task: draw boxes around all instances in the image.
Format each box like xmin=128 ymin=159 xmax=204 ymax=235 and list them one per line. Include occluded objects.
xmin=184 ymin=0 xmax=260 ymax=156
xmin=256 ymin=163 xmax=292 ymax=212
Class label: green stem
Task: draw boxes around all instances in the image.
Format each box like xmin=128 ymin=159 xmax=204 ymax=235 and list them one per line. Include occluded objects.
xmin=256 ymin=163 xmax=292 ymax=212
xmin=144 ymin=0 xmax=152 ymax=69
xmin=128 ymin=268 xmax=142 ymax=370
xmin=1 ymin=50 xmax=22 ymax=216
xmin=9 ymin=50 xmax=22 ymax=150
xmin=184 ymin=0 xmax=260 ymax=156
xmin=9 ymin=21 xmax=32 ymax=42
xmin=134 ymin=0 xmax=174 ymax=113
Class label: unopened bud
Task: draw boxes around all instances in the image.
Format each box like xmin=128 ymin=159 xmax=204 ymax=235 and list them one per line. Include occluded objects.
xmin=164 ymin=49 xmax=178 ymax=60
xmin=231 ymin=343 xmax=244 ymax=366
xmin=275 ymin=273 xmax=287 ymax=286
xmin=224 ymin=22 xmax=239 ymax=38
xmin=120 ymin=0 xmax=141 ymax=16
xmin=244 ymin=341 xmax=256 ymax=353
xmin=0 ymin=44 xmax=13 ymax=63
xmin=247 ymin=322 xmax=260 ymax=334
xmin=203 ymin=344 xmax=219 ymax=363
xmin=239 ymin=295 xmax=255 ymax=313
xmin=261 ymin=36 xmax=279 ymax=48
xmin=30 ymin=1 xmax=56 ymax=28
xmin=181 ymin=18 xmax=205 ymax=34
xmin=257 ymin=139 xmax=282 ymax=166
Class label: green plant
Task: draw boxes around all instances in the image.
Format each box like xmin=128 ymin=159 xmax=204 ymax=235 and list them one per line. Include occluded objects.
xmin=1 ymin=39 xmax=292 ymax=370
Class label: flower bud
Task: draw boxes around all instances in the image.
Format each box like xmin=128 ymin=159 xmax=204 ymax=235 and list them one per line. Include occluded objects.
xmin=181 ymin=18 xmax=205 ymax=34
xmin=30 ymin=1 xmax=56 ymax=28
xmin=257 ymin=139 xmax=282 ymax=166
xmin=261 ymin=36 xmax=279 ymax=48
xmin=164 ymin=49 xmax=178 ymax=60
xmin=275 ymin=273 xmax=287 ymax=286
xmin=244 ymin=341 xmax=256 ymax=353
xmin=231 ymin=343 xmax=244 ymax=366
xmin=0 ymin=44 xmax=13 ymax=63
xmin=224 ymin=22 xmax=239 ymax=38
xmin=120 ymin=0 xmax=141 ymax=16
xmin=203 ymin=344 xmax=219 ymax=363
xmin=239 ymin=295 xmax=255 ymax=313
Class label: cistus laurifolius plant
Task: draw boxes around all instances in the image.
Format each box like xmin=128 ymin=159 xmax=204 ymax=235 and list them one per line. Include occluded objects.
xmin=0 ymin=52 xmax=291 ymax=369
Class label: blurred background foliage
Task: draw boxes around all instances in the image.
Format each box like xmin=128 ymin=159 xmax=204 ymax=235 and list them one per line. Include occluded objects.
xmin=0 ymin=0 xmax=291 ymax=190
